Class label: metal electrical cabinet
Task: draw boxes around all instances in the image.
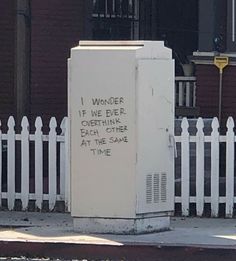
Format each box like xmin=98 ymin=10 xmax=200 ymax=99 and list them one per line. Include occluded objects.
xmin=68 ymin=41 xmax=175 ymax=234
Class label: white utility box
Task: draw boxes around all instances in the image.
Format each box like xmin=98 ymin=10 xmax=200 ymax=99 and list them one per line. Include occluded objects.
xmin=68 ymin=41 xmax=175 ymax=234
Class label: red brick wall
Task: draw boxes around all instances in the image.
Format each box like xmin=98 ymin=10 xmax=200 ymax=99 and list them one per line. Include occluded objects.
xmin=196 ymin=64 xmax=236 ymax=126
xmin=30 ymin=0 xmax=86 ymax=126
xmin=196 ymin=65 xmax=219 ymax=118
xmin=0 ymin=0 xmax=15 ymax=127
xmin=221 ymin=66 xmax=236 ymax=124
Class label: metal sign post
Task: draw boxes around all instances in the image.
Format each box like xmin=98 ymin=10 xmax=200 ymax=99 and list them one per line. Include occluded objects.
xmin=214 ymin=56 xmax=229 ymax=126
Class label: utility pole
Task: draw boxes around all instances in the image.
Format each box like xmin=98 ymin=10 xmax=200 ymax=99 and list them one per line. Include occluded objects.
xmin=15 ymin=0 xmax=31 ymax=128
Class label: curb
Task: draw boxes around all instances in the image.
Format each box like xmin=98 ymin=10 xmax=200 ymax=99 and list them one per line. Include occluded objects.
xmin=1 ymin=241 xmax=236 ymax=260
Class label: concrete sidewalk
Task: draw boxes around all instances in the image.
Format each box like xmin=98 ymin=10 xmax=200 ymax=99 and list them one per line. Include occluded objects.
xmin=1 ymin=211 xmax=236 ymax=259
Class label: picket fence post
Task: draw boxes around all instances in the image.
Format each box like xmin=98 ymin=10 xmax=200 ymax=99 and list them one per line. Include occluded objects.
xmin=181 ymin=118 xmax=190 ymax=216
xmin=35 ymin=117 xmax=43 ymax=209
xmin=226 ymin=117 xmax=235 ymax=218
xmin=196 ymin=117 xmax=204 ymax=216
xmin=21 ymin=117 xmax=30 ymax=210
xmin=7 ymin=116 xmax=15 ymax=210
xmin=48 ymin=117 xmax=57 ymax=210
xmin=211 ymin=118 xmax=220 ymax=217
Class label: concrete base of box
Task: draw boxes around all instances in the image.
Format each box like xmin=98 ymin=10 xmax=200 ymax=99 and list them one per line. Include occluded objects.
xmin=73 ymin=214 xmax=171 ymax=234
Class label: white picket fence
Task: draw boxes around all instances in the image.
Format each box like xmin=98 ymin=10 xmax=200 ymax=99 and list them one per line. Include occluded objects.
xmin=0 ymin=116 xmax=70 ymax=211
xmin=2 ymin=114 xmax=236 ymax=218
xmin=175 ymin=117 xmax=236 ymax=218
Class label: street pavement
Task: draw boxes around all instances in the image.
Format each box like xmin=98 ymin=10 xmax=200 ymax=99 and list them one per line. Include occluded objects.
xmin=1 ymin=212 xmax=236 ymax=260
xmin=0 ymin=211 xmax=236 ymax=247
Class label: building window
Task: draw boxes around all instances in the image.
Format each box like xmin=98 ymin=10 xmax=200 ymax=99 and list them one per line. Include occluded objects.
xmin=92 ymin=0 xmax=139 ymax=40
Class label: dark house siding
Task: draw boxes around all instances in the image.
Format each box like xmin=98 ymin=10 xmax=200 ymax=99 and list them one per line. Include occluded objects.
xmin=222 ymin=66 xmax=236 ymax=121
xmin=196 ymin=64 xmax=236 ymax=127
xmin=196 ymin=0 xmax=236 ymax=124
xmin=196 ymin=65 xmax=219 ymax=118
xmin=30 ymin=0 xmax=86 ymax=126
xmin=0 ymin=0 xmax=15 ymax=127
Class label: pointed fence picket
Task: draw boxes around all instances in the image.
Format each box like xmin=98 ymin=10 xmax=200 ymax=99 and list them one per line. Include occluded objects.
xmin=210 ymin=118 xmax=220 ymax=217
xmin=181 ymin=118 xmax=190 ymax=216
xmin=226 ymin=117 xmax=234 ymax=218
xmin=175 ymin=116 xmax=236 ymax=218
xmin=0 ymin=116 xmax=70 ymax=211
xmin=48 ymin=117 xmax=57 ymax=211
xmin=21 ymin=117 xmax=30 ymax=210
xmin=196 ymin=118 xmax=204 ymax=216
xmin=35 ymin=117 xmax=43 ymax=210
xmin=7 ymin=117 xmax=15 ymax=210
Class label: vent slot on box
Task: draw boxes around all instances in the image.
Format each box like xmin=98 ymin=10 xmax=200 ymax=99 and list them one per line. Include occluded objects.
xmin=146 ymin=174 xmax=152 ymax=204
xmin=146 ymin=172 xmax=167 ymax=204
xmin=153 ymin=173 xmax=160 ymax=203
xmin=161 ymin=173 xmax=167 ymax=202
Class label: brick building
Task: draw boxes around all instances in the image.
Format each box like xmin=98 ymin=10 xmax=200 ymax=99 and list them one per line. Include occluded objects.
xmin=0 ymin=0 xmax=15 ymax=128
xmin=4 ymin=0 xmax=236 ymax=127
xmin=0 ymin=0 xmax=87 ymax=129
xmin=193 ymin=0 xmax=236 ymax=127
xmin=30 ymin=1 xmax=86 ymax=125
xmin=0 ymin=0 xmax=199 ymax=129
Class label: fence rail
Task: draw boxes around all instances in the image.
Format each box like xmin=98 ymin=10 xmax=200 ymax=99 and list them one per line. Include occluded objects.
xmin=0 ymin=116 xmax=69 ymax=212
xmin=175 ymin=117 xmax=235 ymax=218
